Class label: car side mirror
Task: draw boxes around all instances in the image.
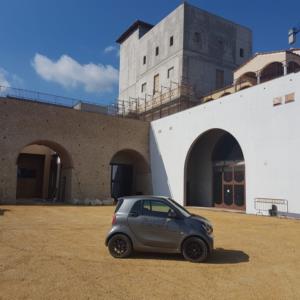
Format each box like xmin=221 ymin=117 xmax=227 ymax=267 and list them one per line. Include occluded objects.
xmin=168 ymin=210 xmax=177 ymax=219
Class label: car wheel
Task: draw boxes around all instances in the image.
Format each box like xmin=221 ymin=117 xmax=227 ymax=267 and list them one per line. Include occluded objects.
xmin=108 ymin=234 xmax=132 ymax=258
xmin=182 ymin=237 xmax=208 ymax=263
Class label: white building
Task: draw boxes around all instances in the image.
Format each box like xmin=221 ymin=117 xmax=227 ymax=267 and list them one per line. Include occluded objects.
xmin=150 ymin=50 xmax=300 ymax=217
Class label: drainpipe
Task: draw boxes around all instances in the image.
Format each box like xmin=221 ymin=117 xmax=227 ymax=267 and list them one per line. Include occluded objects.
xmin=55 ymin=156 xmax=61 ymax=202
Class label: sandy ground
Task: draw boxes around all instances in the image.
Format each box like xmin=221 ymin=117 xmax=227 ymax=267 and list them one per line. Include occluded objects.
xmin=0 ymin=205 xmax=300 ymax=300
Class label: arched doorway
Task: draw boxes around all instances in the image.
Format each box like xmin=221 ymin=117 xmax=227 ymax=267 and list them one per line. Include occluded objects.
xmin=185 ymin=129 xmax=245 ymax=210
xmin=110 ymin=149 xmax=151 ymax=200
xmin=16 ymin=141 xmax=73 ymax=202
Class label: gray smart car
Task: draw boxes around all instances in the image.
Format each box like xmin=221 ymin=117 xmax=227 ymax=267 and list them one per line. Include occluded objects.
xmin=105 ymin=196 xmax=214 ymax=262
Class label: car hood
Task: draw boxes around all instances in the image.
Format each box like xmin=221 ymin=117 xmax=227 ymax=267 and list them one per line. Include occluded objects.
xmin=190 ymin=214 xmax=212 ymax=226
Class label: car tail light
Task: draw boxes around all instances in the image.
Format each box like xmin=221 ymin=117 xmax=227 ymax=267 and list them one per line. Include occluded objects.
xmin=112 ymin=214 xmax=116 ymax=225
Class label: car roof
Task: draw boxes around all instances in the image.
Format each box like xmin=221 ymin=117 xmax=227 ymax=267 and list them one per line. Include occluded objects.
xmin=118 ymin=195 xmax=170 ymax=202
xmin=116 ymin=196 xmax=172 ymax=213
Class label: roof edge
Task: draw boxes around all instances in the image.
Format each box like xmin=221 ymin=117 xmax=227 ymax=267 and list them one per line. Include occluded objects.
xmin=116 ymin=20 xmax=154 ymax=44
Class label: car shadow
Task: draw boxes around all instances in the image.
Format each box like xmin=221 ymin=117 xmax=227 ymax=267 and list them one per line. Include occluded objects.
xmin=0 ymin=208 xmax=10 ymax=216
xmin=206 ymin=248 xmax=249 ymax=264
xmin=129 ymin=248 xmax=249 ymax=264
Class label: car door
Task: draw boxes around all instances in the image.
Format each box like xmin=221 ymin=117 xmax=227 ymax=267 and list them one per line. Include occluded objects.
xmin=128 ymin=199 xmax=184 ymax=249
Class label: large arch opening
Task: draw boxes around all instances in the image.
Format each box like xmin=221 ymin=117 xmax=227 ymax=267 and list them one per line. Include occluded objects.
xmin=110 ymin=149 xmax=151 ymax=200
xmin=287 ymin=61 xmax=300 ymax=74
xmin=185 ymin=129 xmax=245 ymax=210
xmin=235 ymin=72 xmax=257 ymax=91
xmin=260 ymin=62 xmax=283 ymax=83
xmin=16 ymin=141 xmax=73 ymax=202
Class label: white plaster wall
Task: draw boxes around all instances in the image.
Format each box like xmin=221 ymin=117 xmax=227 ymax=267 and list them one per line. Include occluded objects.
xmin=150 ymin=72 xmax=300 ymax=215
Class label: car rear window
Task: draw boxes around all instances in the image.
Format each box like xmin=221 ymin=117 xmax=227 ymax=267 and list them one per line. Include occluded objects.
xmin=115 ymin=199 xmax=124 ymax=212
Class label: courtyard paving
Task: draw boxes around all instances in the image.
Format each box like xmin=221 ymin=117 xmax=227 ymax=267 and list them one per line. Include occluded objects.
xmin=0 ymin=205 xmax=300 ymax=299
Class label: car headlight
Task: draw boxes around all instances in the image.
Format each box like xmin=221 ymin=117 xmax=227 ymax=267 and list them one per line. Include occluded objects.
xmin=201 ymin=222 xmax=213 ymax=235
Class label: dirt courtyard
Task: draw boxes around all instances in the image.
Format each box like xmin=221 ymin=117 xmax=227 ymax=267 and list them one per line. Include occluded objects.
xmin=0 ymin=205 xmax=300 ymax=300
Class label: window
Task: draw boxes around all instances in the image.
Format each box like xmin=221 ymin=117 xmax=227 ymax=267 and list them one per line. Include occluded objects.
xmin=193 ymin=32 xmax=201 ymax=43
xmin=216 ymin=69 xmax=224 ymax=89
xmin=167 ymin=67 xmax=174 ymax=79
xmin=155 ymin=46 xmax=159 ymax=56
xmin=141 ymin=82 xmax=147 ymax=93
xmin=153 ymin=74 xmax=160 ymax=94
xmin=240 ymin=48 xmax=244 ymax=58
xmin=142 ymin=200 xmax=173 ymax=218
xmin=143 ymin=56 xmax=146 ymax=65
xmin=170 ymin=36 xmax=174 ymax=46
xmin=130 ymin=200 xmax=141 ymax=215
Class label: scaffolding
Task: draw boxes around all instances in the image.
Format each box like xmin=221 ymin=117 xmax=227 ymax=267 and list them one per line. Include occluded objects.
xmin=111 ymin=81 xmax=198 ymax=121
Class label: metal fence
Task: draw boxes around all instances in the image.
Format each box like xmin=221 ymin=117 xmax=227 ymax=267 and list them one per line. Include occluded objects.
xmin=254 ymin=198 xmax=288 ymax=216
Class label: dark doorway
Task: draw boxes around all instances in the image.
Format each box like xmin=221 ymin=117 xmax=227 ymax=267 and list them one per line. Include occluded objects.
xmin=110 ymin=149 xmax=151 ymax=200
xmin=16 ymin=142 xmax=72 ymax=202
xmin=17 ymin=153 xmax=45 ymax=199
xmin=185 ymin=129 xmax=245 ymax=210
xmin=111 ymin=164 xmax=133 ymax=199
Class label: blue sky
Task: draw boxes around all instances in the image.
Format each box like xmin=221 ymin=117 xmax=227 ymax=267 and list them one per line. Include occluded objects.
xmin=1 ymin=0 xmax=300 ymax=105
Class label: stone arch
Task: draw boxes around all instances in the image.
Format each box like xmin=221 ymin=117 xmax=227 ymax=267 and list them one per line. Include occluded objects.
xmin=184 ymin=128 xmax=245 ymax=210
xmin=110 ymin=149 xmax=151 ymax=199
xmin=16 ymin=140 xmax=73 ymax=202
xmin=219 ymin=92 xmax=231 ymax=98
xmin=235 ymin=72 xmax=256 ymax=91
xmin=260 ymin=62 xmax=284 ymax=83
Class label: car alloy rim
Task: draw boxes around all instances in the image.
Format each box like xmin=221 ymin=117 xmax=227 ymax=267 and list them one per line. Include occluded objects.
xmin=186 ymin=241 xmax=203 ymax=259
xmin=113 ymin=238 xmax=127 ymax=255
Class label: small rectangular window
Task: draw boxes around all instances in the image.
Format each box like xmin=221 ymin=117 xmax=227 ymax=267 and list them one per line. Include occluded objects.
xmin=167 ymin=67 xmax=174 ymax=79
xmin=170 ymin=36 xmax=174 ymax=46
xmin=153 ymin=74 xmax=159 ymax=94
xmin=240 ymin=48 xmax=244 ymax=58
xmin=143 ymin=56 xmax=146 ymax=65
xmin=141 ymin=82 xmax=147 ymax=93
xmin=155 ymin=46 xmax=159 ymax=56
xmin=285 ymin=93 xmax=295 ymax=104
xmin=193 ymin=32 xmax=201 ymax=43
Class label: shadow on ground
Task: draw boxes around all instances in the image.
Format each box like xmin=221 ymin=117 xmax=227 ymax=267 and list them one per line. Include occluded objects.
xmin=0 ymin=208 xmax=10 ymax=216
xmin=207 ymin=248 xmax=249 ymax=264
xmin=129 ymin=248 xmax=249 ymax=264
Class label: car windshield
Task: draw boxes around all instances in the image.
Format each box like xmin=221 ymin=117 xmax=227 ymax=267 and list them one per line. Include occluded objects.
xmin=167 ymin=198 xmax=191 ymax=218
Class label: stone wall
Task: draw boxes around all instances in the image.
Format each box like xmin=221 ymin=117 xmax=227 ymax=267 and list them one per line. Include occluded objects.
xmin=0 ymin=98 xmax=151 ymax=203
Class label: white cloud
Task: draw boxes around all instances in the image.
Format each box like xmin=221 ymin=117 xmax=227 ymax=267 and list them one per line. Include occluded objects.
xmin=104 ymin=45 xmax=117 ymax=53
xmin=0 ymin=68 xmax=10 ymax=88
xmin=32 ymin=53 xmax=119 ymax=93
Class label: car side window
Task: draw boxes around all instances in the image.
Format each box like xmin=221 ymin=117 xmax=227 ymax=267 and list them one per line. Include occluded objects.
xmin=142 ymin=200 xmax=152 ymax=216
xmin=142 ymin=200 xmax=173 ymax=218
xmin=130 ymin=200 xmax=141 ymax=215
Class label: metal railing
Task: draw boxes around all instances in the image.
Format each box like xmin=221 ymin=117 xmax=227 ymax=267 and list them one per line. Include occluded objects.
xmin=254 ymin=198 xmax=288 ymax=216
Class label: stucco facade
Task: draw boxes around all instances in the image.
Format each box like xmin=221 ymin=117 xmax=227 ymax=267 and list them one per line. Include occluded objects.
xmin=150 ymin=71 xmax=300 ymax=216
xmin=0 ymin=98 xmax=151 ymax=203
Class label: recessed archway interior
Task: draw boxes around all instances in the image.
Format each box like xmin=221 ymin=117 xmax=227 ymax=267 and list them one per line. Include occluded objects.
xmin=110 ymin=149 xmax=151 ymax=199
xmin=260 ymin=62 xmax=283 ymax=83
xmin=236 ymin=72 xmax=257 ymax=91
xmin=287 ymin=61 xmax=300 ymax=74
xmin=185 ymin=129 xmax=245 ymax=210
xmin=16 ymin=141 xmax=73 ymax=202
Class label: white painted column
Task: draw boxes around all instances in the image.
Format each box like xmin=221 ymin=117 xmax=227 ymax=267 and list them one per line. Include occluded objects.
xmin=256 ymin=71 xmax=261 ymax=84
xmin=283 ymin=62 xmax=288 ymax=76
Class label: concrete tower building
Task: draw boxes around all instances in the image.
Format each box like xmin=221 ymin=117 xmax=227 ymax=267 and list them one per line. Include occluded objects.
xmin=117 ymin=2 xmax=252 ymax=119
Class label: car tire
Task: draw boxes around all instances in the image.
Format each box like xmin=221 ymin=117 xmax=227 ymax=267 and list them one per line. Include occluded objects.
xmin=182 ymin=237 xmax=208 ymax=263
xmin=108 ymin=234 xmax=132 ymax=258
